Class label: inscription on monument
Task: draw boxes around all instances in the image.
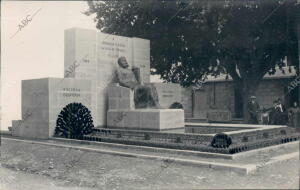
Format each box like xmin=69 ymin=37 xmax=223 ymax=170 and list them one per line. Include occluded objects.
xmin=62 ymin=88 xmax=81 ymax=97
xmin=101 ymin=40 xmax=127 ymax=58
xmin=162 ymin=90 xmax=175 ymax=98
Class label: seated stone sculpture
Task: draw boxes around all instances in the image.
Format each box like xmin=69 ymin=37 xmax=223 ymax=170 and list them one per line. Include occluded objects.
xmin=116 ymin=56 xmax=160 ymax=109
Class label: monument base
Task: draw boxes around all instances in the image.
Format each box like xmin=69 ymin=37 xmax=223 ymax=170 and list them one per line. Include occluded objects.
xmin=11 ymin=78 xmax=92 ymax=139
xmin=107 ymin=109 xmax=184 ymax=130
xmin=11 ymin=119 xmax=49 ymax=139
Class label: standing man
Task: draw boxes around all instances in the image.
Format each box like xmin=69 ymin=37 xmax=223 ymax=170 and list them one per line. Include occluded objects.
xmin=288 ymin=102 xmax=300 ymax=130
xmin=269 ymin=100 xmax=278 ymax=125
xmin=277 ymin=98 xmax=288 ymax=125
xmin=247 ymin=96 xmax=260 ymax=124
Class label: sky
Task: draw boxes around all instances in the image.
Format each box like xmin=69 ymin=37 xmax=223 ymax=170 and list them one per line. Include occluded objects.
xmin=1 ymin=1 xmax=162 ymax=130
xmin=1 ymin=1 xmax=98 ymax=130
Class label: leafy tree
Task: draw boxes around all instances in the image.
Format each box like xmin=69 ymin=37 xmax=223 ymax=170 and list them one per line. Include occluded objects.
xmin=55 ymin=102 xmax=94 ymax=138
xmin=85 ymin=0 xmax=299 ymax=120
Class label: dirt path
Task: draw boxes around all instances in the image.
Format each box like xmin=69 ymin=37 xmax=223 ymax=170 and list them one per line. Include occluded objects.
xmin=1 ymin=138 xmax=299 ymax=189
xmin=0 ymin=165 xmax=95 ymax=190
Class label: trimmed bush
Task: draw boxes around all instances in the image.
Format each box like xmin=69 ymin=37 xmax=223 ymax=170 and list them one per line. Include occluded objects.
xmin=169 ymin=102 xmax=183 ymax=109
xmin=280 ymin=130 xmax=287 ymax=135
xmin=263 ymin=132 xmax=269 ymax=138
xmin=55 ymin=102 xmax=94 ymax=138
xmin=175 ymin=137 xmax=182 ymax=143
xmin=211 ymin=133 xmax=232 ymax=148
xmin=144 ymin=133 xmax=151 ymax=140
xmin=242 ymin=136 xmax=249 ymax=142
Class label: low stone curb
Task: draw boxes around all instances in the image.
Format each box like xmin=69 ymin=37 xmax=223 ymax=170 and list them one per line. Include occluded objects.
xmin=232 ymin=141 xmax=299 ymax=159
xmin=3 ymin=137 xmax=299 ymax=175
xmin=52 ymin=137 xmax=234 ymax=159
xmin=2 ymin=137 xmax=255 ymax=174
xmin=262 ymin=152 xmax=299 ymax=167
xmin=52 ymin=138 xmax=300 ymax=168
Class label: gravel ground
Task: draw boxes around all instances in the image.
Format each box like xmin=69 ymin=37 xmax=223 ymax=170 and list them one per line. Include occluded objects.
xmin=0 ymin=166 xmax=96 ymax=190
xmin=0 ymin=138 xmax=299 ymax=190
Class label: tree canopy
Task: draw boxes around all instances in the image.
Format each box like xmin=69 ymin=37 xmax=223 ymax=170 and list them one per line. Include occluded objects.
xmin=85 ymin=0 xmax=299 ymax=118
xmin=86 ymin=0 xmax=299 ymax=87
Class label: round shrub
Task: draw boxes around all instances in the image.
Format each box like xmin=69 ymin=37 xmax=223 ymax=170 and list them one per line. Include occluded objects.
xmin=280 ymin=130 xmax=287 ymax=135
xmin=263 ymin=132 xmax=269 ymax=138
xmin=242 ymin=136 xmax=249 ymax=142
xmin=211 ymin=133 xmax=232 ymax=148
xmin=175 ymin=137 xmax=182 ymax=143
xmin=169 ymin=102 xmax=183 ymax=109
xmin=144 ymin=133 xmax=151 ymax=140
xmin=55 ymin=102 xmax=94 ymax=138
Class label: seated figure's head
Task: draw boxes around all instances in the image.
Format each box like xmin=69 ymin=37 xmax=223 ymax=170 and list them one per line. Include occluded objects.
xmin=118 ymin=56 xmax=129 ymax=68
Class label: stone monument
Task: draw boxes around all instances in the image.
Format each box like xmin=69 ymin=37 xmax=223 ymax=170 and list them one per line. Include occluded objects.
xmin=11 ymin=27 xmax=184 ymax=138
xmin=64 ymin=27 xmax=183 ymax=127
xmin=64 ymin=28 xmax=151 ymax=127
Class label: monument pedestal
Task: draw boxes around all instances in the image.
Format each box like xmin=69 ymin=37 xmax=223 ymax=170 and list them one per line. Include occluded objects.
xmin=106 ymin=84 xmax=185 ymax=130
xmin=107 ymin=85 xmax=134 ymax=110
xmin=107 ymin=109 xmax=184 ymax=130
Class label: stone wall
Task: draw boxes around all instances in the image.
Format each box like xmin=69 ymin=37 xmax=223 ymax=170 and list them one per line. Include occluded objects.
xmin=183 ymin=78 xmax=293 ymax=119
xmin=181 ymin=87 xmax=193 ymax=118
xmin=255 ymin=78 xmax=290 ymax=109
xmin=189 ymin=81 xmax=234 ymax=119
xmin=210 ymin=82 xmax=235 ymax=111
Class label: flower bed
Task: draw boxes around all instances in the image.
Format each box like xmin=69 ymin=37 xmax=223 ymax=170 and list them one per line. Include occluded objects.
xmin=59 ymin=127 xmax=300 ymax=154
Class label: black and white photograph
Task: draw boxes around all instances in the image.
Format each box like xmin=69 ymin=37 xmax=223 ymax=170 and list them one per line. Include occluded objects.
xmin=1 ymin=0 xmax=300 ymax=189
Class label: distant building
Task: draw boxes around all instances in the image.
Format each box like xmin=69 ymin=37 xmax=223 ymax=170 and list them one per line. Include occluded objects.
xmin=182 ymin=67 xmax=299 ymax=120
